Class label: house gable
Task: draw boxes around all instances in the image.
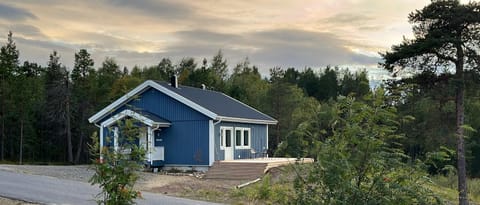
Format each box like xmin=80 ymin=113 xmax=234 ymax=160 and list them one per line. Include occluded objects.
xmin=89 ymin=80 xmax=217 ymax=124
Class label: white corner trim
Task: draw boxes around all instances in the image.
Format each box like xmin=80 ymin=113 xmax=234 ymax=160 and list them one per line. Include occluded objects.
xmin=209 ymin=120 xmax=214 ymax=166
xmin=89 ymin=80 xmax=217 ymax=123
xmin=99 ymin=125 xmax=104 ymax=157
xmin=217 ymin=116 xmax=278 ymax=125
xmin=265 ymin=124 xmax=269 ymax=150
xmin=101 ymin=109 xmax=171 ymax=128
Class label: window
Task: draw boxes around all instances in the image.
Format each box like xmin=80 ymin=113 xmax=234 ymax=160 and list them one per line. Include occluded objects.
xmin=220 ymin=127 xmax=233 ymax=150
xmin=225 ymin=130 xmax=232 ymax=147
xmin=234 ymin=127 xmax=251 ymax=149
xmin=236 ymin=130 xmax=242 ymax=146
xmin=243 ymin=130 xmax=249 ymax=146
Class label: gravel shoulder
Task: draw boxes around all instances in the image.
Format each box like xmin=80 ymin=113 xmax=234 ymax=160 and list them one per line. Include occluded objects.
xmin=0 ymin=197 xmax=37 ymax=205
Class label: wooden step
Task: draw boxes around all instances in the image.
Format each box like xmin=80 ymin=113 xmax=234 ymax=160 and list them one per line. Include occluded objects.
xmin=204 ymin=161 xmax=268 ymax=180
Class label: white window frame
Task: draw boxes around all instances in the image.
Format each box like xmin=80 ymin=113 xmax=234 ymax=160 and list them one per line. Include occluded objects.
xmin=234 ymin=127 xmax=251 ymax=149
xmin=220 ymin=126 xmax=233 ymax=150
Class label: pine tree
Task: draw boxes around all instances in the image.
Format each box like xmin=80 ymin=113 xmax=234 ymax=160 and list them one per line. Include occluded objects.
xmin=44 ymin=51 xmax=71 ymax=162
xmin=381 ymin=1 xmax=480 ymax=203
xmin=71 ymin=49 xmax=95 ymax=163
xmin=0 ymin=31 xmax=18 ymax=161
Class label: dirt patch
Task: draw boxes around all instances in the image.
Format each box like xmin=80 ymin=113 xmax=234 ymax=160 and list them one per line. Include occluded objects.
xmin=149 ymin=178 xmax=247 ymax=203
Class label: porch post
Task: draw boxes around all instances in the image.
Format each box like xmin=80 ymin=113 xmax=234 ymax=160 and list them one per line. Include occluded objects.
xmin=99 ymin=125 xmax=104 ymax=160
xmin=147 ymin=126 xmax=152 ymax=162
xmin=113 ymin=127 xmax=119 ymax=151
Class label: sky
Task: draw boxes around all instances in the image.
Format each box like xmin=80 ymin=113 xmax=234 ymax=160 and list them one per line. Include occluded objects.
xmin=0 ymin=0 xmax=471 ymax=81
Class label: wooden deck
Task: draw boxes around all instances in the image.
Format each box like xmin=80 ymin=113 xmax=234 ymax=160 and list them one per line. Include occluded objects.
xmin=204 ymin=158 xmax=314 ymax=180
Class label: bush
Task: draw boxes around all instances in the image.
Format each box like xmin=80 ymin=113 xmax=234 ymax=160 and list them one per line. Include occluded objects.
xmin=89 ymin=119 xmax=146 ymax=205
xmin=293 ymin=93 xmax=444 ymax=204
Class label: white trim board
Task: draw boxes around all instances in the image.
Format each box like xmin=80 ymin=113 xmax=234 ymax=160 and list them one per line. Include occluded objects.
xmin=218 ymin=116 xmax=277 ymax=125
xmin=209 ymin=120 xmax=214 ymax=166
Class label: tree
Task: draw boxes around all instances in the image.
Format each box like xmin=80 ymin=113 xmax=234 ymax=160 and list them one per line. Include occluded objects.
xmin=0 ymin=31 xmax=18 ymax=161
xmin=157 ymin=58 xmax=175 ymax=80
xmin=265 ymin=67 xmax=306 ymax=153
xmin=71 ymin=49 xmax=95 ymax=163
xmin=294 ymin=92 xmax=443 ymax=205
xmin=11 ymin=61 xmax=43 ymax=164
xmin=381 ymin=1 xmax=480 ymax=204
xmin=209 ymin=50 xmax=228 ymax=80
xmin=317 ymin=67 xmax=339 ymax=101
xmin=44 ymin=51 xmax=70 ymax=162
xmin=340 ymin=70 xmax=370 ymax=97
xmin=176 ymin=57 xmax=197 ymax=84
xmin=97 ymin=57 xmax=122 ymax=108
xmin=227 ymin=58 xmax=268 ymax=110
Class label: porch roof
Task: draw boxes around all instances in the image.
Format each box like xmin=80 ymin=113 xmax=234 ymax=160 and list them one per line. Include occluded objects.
xmin=101 ymin=109 xmax=171 ymax=128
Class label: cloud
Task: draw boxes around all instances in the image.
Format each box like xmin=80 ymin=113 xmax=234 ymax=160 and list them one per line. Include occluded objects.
xmin=0 ymin=3 xmax=36 ymax=21
xmin=106 ymin=0 xmax=192 ymax=19
xmin=7 ymin=24 xmax=46 ymax=39
xmin=165 ymin=29 xmax=380 ymax=75
xmin=102 ymin=0 xmax=235 ymax=26
xmin=322 ymin=13 xmax=374 ymax=25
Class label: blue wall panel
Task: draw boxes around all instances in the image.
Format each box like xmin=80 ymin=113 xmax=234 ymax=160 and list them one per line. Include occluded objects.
xmin=214 ymin=122 xmax=268 ymax=161
xmin=99 ymin=87 xmax=211 ymax=166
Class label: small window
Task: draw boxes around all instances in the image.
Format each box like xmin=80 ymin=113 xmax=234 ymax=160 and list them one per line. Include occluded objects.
xmin=236 ymin=130 xmax=242 ymax=146
xmin=225 ymin=130 xmax=232 ymax=147
xmin=243 ymin=130 xmax=249 ymax=146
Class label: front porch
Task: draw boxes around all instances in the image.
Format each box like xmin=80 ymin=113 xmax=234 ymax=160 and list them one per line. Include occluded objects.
xmin=99 ymin=109 xmax=171 ymax=167
xmin=204 ymin=157 xmax=314 ymax=180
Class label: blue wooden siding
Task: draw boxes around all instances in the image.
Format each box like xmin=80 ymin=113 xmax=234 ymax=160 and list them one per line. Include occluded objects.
xmin=214 ymin=122 xmax=268 ymax=161
xmin=99 ymin=87 xmax=211 ymax=166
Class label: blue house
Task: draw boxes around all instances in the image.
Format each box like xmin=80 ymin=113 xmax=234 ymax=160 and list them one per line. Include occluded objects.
xmin=88 ymin=78 xmax=277 ymax=171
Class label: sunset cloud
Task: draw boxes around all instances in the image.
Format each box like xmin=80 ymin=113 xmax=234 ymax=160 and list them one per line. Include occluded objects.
xmin=1 ymin=0 xmax=472 ymax=79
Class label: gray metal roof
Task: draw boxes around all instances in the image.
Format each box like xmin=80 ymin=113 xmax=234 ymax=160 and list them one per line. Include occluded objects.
xmin=154 ymin=81 xmax=277 ymax=123
xmin=136 ymin=109 xmax=171 ymax=124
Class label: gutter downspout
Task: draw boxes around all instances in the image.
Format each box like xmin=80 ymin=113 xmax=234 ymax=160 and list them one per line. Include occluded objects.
xmin=213 ymin=119 xmax=222 ymax=126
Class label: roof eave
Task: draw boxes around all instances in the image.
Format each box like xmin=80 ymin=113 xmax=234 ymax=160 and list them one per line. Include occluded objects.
xmin=217 ymin=116 xmax=278 ymax=125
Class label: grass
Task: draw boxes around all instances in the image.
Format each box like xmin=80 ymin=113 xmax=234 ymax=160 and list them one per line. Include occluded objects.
xmin=430 ymin=175 xmax=480 ymax=205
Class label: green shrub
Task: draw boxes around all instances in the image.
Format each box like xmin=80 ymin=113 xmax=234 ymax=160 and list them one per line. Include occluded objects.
xmin=232 ymin=174 xmax=293 ymax=205
xmin=293 ymin=93 xmax=444 ymax=205
xmin=89 ymin=119 xmax=146 ymax=205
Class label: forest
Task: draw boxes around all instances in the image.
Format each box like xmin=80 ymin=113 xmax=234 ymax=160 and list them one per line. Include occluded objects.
xmin=1 ymin=29 xmax=480 ymax=177
xmin=0 ymin=0 xmax=479 ymax=203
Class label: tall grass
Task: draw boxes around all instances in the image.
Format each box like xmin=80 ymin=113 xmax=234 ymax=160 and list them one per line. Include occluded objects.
xmin=431 ymin=175 xmax=480 ymax=204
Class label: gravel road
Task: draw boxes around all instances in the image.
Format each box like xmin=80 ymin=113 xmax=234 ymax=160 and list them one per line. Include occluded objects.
xmin=0 ymin=169 xmax=221 ymax=205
